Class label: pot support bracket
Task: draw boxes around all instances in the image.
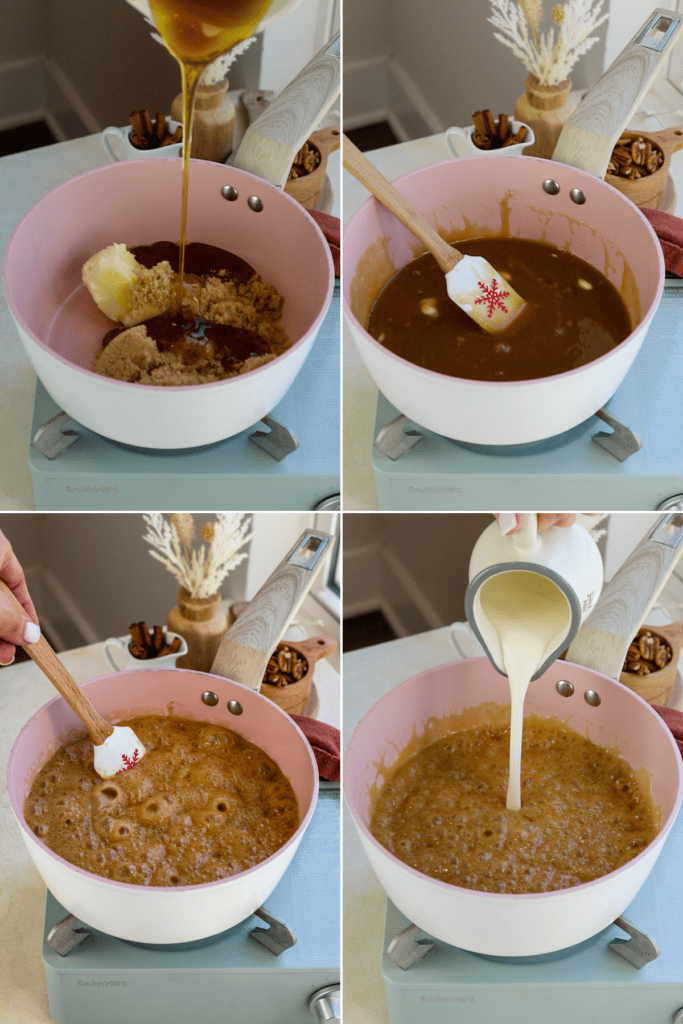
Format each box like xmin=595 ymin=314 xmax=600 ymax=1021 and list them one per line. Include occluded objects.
xmin=608 ymin=915 xmax=660 ymax=969
xmin=373 ymin=409 xmax=642 ymax=464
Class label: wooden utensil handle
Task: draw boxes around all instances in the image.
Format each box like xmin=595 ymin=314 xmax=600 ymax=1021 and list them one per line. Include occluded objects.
xmin=566 ymin=513 xmax=683 ymax=679
xmin=0 ymin=579 xmax=112 ymax=744
xmin=342 ymin=135 xmax=461 ymax=273
xmin=297 ymin=635 xmax=338 ymax=664
xmin=232 ymin=33 xmax=340 ymax=188
xmin=309 ymin=125 xmax=341 ymax=160
xmin=553 ymin=9 xmax=683 ymax=177
xmin=652 ymin=124 xmax=683 ymax=158
xmin=210 ymin=530 xmax=334 ymax=691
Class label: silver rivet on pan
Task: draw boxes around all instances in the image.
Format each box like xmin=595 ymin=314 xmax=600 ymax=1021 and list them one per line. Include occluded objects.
xmin=556 ymin=679 xmax=574 ymax=697
xmin=221 ymin=185 xmax=239 ymax=201
xmin=570 ymin=188 xmax=586 ymax=204
xmin=543 ymin=179 xmax=560 ymax=195
xmin=248 ymin=195 xmax=264 ymax=212
xmin=584 ymin=689 xmax=601 ymax=706
xmin=202 ymin=691 xmax=219 ymax=706
xmin=227 ymin=700 xmax=243 ymax=715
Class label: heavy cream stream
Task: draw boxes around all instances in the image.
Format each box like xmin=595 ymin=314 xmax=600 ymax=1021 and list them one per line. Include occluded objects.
xmin=479 ymin=571 xmax=570 ymax=810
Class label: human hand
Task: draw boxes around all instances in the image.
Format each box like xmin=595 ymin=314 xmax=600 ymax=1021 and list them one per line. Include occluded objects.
xmin=496 ymin=513 xmax=595 ymax=535
xmin=0 ymin=530 xmax=40 ymax=665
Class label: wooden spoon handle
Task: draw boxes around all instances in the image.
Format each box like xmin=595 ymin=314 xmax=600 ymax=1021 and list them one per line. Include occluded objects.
xmin=210 ymin=529 xmax=334 ymax=691
xmin=343 ymin=135 xmax=461 ymax=273
xmin=553 ymin=9 xmax=683 ymax=177
xmin=0 ymin=579 xmax=112 ymax=744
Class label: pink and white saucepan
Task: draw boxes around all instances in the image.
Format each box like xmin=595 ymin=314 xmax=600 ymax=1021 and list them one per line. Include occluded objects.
xmin=2 ymin=43 xmax=338 ymax=450
xmin=345 ymin=517 xmax=683 ymax=957
xmin=343 ymin=11 xmax=680 ymax=445
xmin=7 ymin=529 xmax=332 ymax=945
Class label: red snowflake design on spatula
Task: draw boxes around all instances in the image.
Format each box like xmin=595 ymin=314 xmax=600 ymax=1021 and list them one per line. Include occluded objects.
xmin=116 ymin=749 xmax=140 ymax=774
xmin=474 ymin=279 xmax=510 ymax=317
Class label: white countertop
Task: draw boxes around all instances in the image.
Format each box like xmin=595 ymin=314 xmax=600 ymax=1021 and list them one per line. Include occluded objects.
xmin=342 ymin=119 xmax=683 ymax=511
xmin=0 ymin=134 xmax=340 ymax=512
xmin=0 ymin=627 xmax=339 ymax=1024
xmin=342 ymin=620 xmax=683 ymax=1023
xmin=343 ymin=627 xmax=460 ymax=1024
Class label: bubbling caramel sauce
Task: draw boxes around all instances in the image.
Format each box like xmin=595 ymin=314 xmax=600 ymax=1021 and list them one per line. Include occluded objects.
xmin=369 ymin=715 xmax=658 ymax=894
xmin=24 ymin=715 xmax=299 ymax=886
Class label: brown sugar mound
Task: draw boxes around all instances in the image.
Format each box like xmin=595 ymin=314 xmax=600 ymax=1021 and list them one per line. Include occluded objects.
xmin=121 ymin=262 xmax=174 ymax=327
xmin=95 ymin=271 xmax=289 ymax=386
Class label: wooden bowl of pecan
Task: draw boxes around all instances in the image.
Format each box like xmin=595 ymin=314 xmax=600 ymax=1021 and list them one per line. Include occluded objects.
xmin=260 ymin=636 xmax=338 ymax=715
xmin=605 ymin=128 xmax=683 ymax=210
xmin=619 ymin=622 xmax=683 ymax=705
xmin=284 ymin=126 xmax=340 ymax=210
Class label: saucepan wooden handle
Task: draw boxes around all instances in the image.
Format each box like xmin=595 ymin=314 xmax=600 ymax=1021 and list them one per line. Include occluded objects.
xmin=553 ymin=9 xmax=683 ymax=178
xmin=342 ymin=135 xmax=461 ymax=273
xmin=210 ymin=529 xmax=334 ymax=690
xmin=0 ymin=578 xmax=112 ymax=744
xmin=232 ymin=33 xmax=340 ymax=188
xmin=566 ymin=513 xmax=683 ymax=679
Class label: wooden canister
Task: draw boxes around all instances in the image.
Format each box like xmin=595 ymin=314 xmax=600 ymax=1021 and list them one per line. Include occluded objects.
xmin=260 ymin=636 xmax=338 ymax=715
xmin=605 ymin=127 xmax=683 ymax=210
xmin=284 ymin=126 xmax=340 ymax=209
xmin=619 ymin=622 xmax=683 ymax=705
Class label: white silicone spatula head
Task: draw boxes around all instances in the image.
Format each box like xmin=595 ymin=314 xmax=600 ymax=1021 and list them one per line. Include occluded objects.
xmin=342 ymin=134 xmax=526 ymax=333
xmin=0 ymin=579 xmax=145 ymax=779
xmin=92 ymin=727 xmax=146 ymax=778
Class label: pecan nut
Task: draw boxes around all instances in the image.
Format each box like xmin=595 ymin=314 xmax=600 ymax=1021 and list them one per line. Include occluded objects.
xmin=608 ymin=136 xmax=664 ymax=181
xmin=623 ymin=628 xmax=673 ymax=676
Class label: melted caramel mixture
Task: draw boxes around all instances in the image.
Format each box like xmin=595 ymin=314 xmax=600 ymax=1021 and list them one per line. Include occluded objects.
xmin=370 ymin=716 xmax=657 ymax=894
xmin=367 ymin=238 xmax=632 ymax=381
xmin=24 ymin=715 xmax=299 ymax=886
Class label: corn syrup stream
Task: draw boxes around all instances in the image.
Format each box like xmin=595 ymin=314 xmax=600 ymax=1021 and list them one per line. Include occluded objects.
xmin=148 ymin=0 xmax=276 ymax=312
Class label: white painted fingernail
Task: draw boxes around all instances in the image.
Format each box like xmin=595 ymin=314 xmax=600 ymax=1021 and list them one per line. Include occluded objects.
xmin=497 ymin=513 xmax=517 ymax=536
xmin=23 ymin=621 xmax=41 ymax=644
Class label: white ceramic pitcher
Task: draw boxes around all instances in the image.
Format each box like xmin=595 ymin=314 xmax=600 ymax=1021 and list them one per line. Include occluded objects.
xmin=465 ymin=514 xmax=604 ymax=680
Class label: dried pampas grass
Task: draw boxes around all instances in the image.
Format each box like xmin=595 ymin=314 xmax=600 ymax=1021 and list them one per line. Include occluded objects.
xmin=143 ymin=513 xmax=252 ymax=598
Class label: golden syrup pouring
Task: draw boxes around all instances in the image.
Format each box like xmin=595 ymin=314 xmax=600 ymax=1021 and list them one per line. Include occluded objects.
xmin=148 ymin=0 xmax=275 ymax=311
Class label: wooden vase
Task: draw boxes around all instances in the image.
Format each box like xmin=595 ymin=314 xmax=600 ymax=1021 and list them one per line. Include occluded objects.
xmin=166 ymin=590 xmax=234 ymax=672
xmin=171 ymin=80 xmax=235 ymax=163
xmin=619 ymin=621 xmax=683 ymax=706
xmin=514 ymin=74 xmax=577 ymax=159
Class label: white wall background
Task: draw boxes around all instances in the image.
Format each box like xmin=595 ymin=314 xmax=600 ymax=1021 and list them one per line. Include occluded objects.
xmin=0 ymin=513 xmax=253 ymax=643
xmin=344 ymin=513 xmax=683 ymax=641
xmin=344 ymin=0 xmax=655 ymax=140
xmin=343 ymin=513 xmax=491 ymax=636
xmin=0 ymin=0 xmax=334 ymax=137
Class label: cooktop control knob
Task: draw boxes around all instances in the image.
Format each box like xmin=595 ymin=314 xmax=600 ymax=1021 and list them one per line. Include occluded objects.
xmin=672 ymin=1010 xmax=683 ymax=1024
xmin=309 ymin=984 xmax=340 ymax=1022
xmin=658 ymin=496 xmax=683 ymax=511
xmin=314 ymin=494 xmax=341 ymax=511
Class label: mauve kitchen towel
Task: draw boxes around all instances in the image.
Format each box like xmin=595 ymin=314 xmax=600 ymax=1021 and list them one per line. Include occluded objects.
xmin=653 ymin=705 xmax=683 ymax=757
xmin=640 ymin=207 xmax=683 ymax=277
xmin=308 ymin=210 xmax=340 ymax=277
xmin=289 ymin=714 xmax=340 ymax=782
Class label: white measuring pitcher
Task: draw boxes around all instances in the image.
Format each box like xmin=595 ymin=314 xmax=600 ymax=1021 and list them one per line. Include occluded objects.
xmin=465 ymin=514 xmax=604 ymax=680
